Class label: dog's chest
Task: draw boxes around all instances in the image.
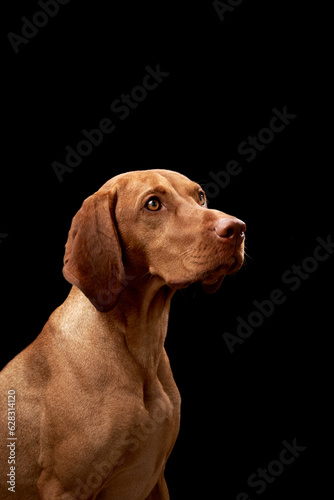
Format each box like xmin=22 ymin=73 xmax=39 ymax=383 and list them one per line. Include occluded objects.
xmin=138 ymin=377 xmax=177 ymax=445
xmin=102 ymin=377 xmax=180 ymax=498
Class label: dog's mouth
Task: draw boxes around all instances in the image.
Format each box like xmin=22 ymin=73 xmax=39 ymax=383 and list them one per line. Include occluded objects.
xmin=204 ymin=240 xmax=245 ymax=276
xmin=201 ymin=255 xmax=242 ymax=283
xmin=162 ymin=233 xmax=245 ymax=290
xmin=166 ymin=250 xmax=244 ymax=290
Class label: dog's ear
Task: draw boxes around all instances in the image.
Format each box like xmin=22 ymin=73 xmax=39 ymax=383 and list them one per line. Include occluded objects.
xmin=63 ymin=189 xmax=125 ymax=312
xmin=201 ymin=274 xmax=225 ymax=294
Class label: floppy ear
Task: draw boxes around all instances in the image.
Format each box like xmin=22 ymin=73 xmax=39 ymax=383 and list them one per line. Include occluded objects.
xmin=202 ymin=274 xmax=225 ymax=294
xmin=63 ymin=190 xmax=125 ymax=312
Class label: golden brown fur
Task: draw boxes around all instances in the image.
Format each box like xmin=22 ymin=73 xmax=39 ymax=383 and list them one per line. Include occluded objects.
xmin=0 ymin=169 xmax=245 ymax=499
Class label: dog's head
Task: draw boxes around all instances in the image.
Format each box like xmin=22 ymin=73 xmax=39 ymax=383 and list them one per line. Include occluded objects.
xmin=63 ymin=169 xmax=246 ymax=312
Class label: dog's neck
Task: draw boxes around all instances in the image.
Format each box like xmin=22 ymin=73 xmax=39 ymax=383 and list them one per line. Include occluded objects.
xmin=63 ymin=277 xmax=175 ymax=374
xmin=110 ymin=276 xmax=176 ymax=373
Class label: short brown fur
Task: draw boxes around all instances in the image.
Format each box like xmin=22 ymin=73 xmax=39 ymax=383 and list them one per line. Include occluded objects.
xmin=0 ymin=169 xmax=245 ymax=499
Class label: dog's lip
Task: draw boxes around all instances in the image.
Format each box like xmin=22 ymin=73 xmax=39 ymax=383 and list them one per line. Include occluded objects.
xmin=201 ymin=251 xmax=244 ymax=279
xmin=201 ymin=274 xmax=223 ymax=285
xmin=200 ymin=263 xmax=233 ymax=283
xmin=166 ymin=279 xmax=191 ymax=289
xmin=163 ymin=243 xmax=244 ymax=288
xmin=166 ymin=261 xmax=239 ymax=289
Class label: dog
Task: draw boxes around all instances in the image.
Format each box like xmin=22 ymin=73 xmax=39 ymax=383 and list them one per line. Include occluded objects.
xmin=0 ymin=169 xmax=246 ymax=499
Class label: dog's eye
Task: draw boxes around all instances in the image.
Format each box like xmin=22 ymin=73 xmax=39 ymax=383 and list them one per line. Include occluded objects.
xmin=199 ymin=191 xmax=207 ymax=207
xmin=146 ymin=197 xmax=161 ymax=211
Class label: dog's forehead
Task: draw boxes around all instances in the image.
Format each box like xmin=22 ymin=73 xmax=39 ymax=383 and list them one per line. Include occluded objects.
xmin=105 ymin=169 xmax=200 ymax=196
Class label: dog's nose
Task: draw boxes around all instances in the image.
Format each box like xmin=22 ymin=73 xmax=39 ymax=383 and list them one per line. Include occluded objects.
xmin=215 ymin=218 xmax=246 ymax=242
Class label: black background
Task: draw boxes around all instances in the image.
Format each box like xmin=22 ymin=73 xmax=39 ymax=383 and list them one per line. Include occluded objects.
xmin=1 ymin=1 xmax=332 ymax=498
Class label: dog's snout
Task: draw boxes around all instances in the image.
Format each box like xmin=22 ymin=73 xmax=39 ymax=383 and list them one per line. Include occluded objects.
xmin=215 ymin=218 xmax=246 ymax=242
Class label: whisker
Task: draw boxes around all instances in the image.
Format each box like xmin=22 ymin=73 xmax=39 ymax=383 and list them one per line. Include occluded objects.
xmin=244 ymin=248 xmax=253 ymax=263
xmin=242 ymin=248 xmax=253 ymax=271
xmin=168 ymin=247 xmax=194 ymax=266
